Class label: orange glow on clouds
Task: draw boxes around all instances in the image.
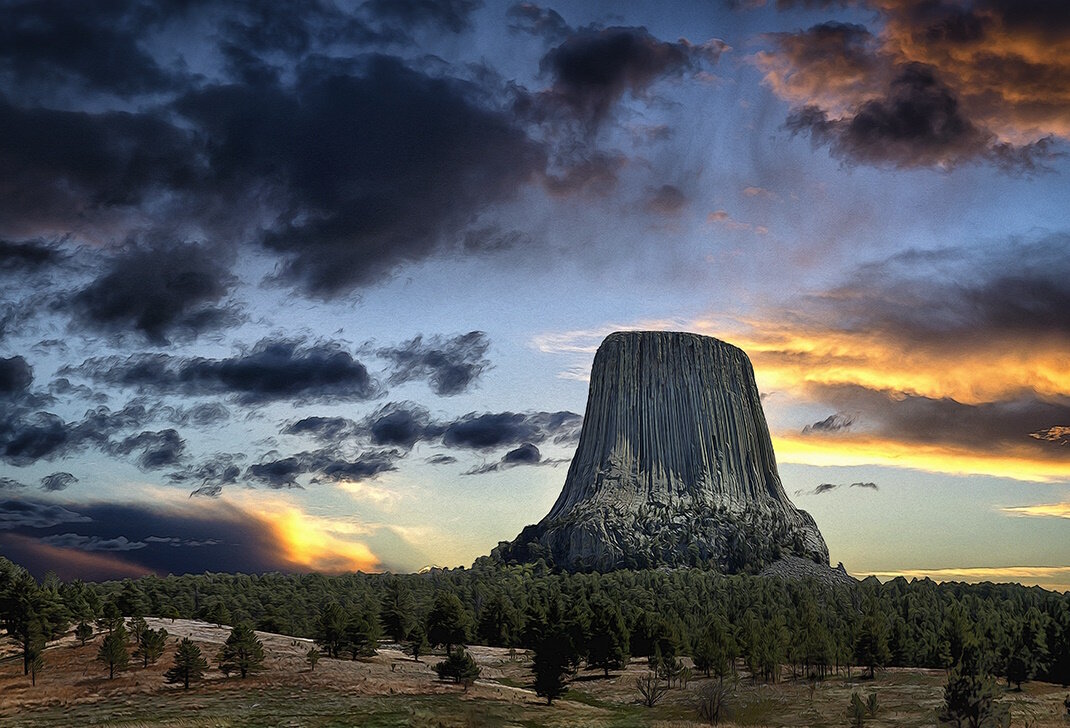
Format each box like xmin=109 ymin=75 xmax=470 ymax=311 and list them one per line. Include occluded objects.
xmin=1003 ymin=502 xmax=1070 ymax=519
xmin=255 ymin=503 xmax=380 ymax=573
xmin=861 ymin=564 xmax=1070 ymax=592
xmin=774 ymin=433 xmax=1070 ymax=483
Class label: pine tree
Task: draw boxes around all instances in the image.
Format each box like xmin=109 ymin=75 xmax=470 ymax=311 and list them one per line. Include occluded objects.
xmin=406 ymin=623 xmax=429 ymax=662
xmin=344 ymin=613 xmax=381 ymax=659
xmin=586 ymin=596 xmax=629 ymax=677
xmin=380 ymin=580 xmax=415 ymax=643
xmin=134 ymin=627 xmax=168 ymax=667
xmin=427 ymin=591 xmax=469 ymax=654
xmin=532 ymin=632 xmax=576 ymax=704
xmin=855 ymin=600 xmax=890 ymax=680
xmin=75 ymin=621 xmax=93 ymax=646
xmin=165 ymin=637 xmax=209 ymax=689
xmin=435 ymin=647 xmax=481 ymax=691
xmin=218 ymin=623 xmax=265 ymax=678
xmin=477 ymin=593 xmax=520 ymax=647
xmin=97 ymin=624 xmax=129 ymax=679
xmin=306 ymin=647 xmax=321 ymax=671
xmin=316 ymin=601 xmax=347 ymax=658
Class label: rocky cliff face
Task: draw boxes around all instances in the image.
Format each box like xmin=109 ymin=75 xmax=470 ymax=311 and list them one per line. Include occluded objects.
xmin=495 ymin=331 xmax=829 ymax=573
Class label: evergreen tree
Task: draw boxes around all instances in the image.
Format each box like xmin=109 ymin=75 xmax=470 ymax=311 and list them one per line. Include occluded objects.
xmin=476 ymin=593 xmax=520 ymax=647
xmin=855 ymin=600 xmax=890 ymax=679
xmin=75 ymin=621 xmax=93 ymax=646
xmin=306 ymin=647 xmax=321 ymax=671
xmin=435 ymin=647 xmax=481 ymax=690
xmin=426 ymin=590 xmax=469 ymax=654
xmin=532 ymin=635 xmax=574 ymax=705
xmin=344 ymin=612 xmax=381 ymax=659
xmin=97 ymin=624 xmax=129 ymax=679
xmin=165 ymin=637 xmax=209 ymax=689
xmin=939 ymin=644 xmax=1007 ymax=728
xmin=694 ymin=616 xmax=736 ymax=680
xmin=218 ymin=623 xmax=265 ymax=678
xmin=316 ymin=601 xmax=347 ymax=658
xmin=28 ymin=642 xmax=44 ymax=687
xmin=380 ymin=580 xmax=415 ymax=643
xmin=406 ymin=623 xmax=429 ymax=662
xmin=586 ymin=596 xmax=629 ymax=677
xmin=133 ymin=626 xmax=168 ymax=667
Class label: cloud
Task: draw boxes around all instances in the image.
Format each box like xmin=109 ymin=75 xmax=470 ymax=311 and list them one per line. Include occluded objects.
xmin=283 ymin=416 xmax=356 ymax=442
xmin=0 ymin=240 xmax=62 ymax=273
xmin=801 ymin=481 xmax=878 ymax=495
xmin=0 ymin=356 xmax=32 ymax=397
xmin=1029 ymin=426 xmax=1070 ymax=445
xmin=40 ymin=472 xmax=78 ymax=492
xmin=68 ymin=241 xmax=242 ymax=345
xmin=426 ymin=454 xmax=458 ymax=465
xmin=363 ymin=0 xmax=482 ymax=34
xmin=378 ymin=331 xmax=491 ymax=396
xmin=361 ymin=403 xmax=438 ymax=449
xmin=706 ymin=210 xmax=768 ymax=234
xmin=109 ymin=429 xmax=187 ymax=470
xmin=245 ymin=448 xmax=401 ymax=488
xmin=0 ymin=477 xmax=27 ymax=490
xmin=802 ymin=412 xmax=855 ymax=434
xmin=177 ymin=54 xmax=546 ymax=296
xmin=463 ymin=442 xmax=568 ymax=474
xmin=166 ymin=453 xmax=245 ymax=497
xmin=0 ymin=495 xmax=382 ymax=579
xmin=441 ymin=410 xmax=582 ymax=450
xmin=506 ymin=3 xmax=571 ymax=43
xmin=0 ymin=499 xmax=90 ymax=530
xmin=757 ymin=3 xmax=1070 ymax=169
xmin=66 ymin=337 xmax=380 ymax=404
xmin=538 ymin=26 xmax=727 ymax=128
xmin=1003 ymin=502 xmax=1070 ymax=519
xmin=38 ymin=533 xmax=147 ymax=551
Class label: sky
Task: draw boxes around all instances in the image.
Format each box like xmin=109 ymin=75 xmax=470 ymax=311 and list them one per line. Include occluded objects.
xmin=1 ymin=0 xmax=1069 ymax=590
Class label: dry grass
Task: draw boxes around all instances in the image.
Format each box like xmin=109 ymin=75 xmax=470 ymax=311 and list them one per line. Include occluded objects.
xmin=3 ymin=619 xmax=1069 ymax=727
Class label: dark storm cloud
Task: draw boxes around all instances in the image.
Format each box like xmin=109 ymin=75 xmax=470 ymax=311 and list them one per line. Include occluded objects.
xmin=464 ymin=441 xmax=565 ymax=474
xmin=67 ymin=338 xmax=380 ymax=404
xmin=362 ymin=403 xmax=438 ymax=449
xmin=802 ymin=412 xmax=855 ymax=434
xmin=0 ymin=97 xmax=203 ymax=233
xmin=0 ymin=498 xmax=305 ymax=579
xmin=538 ymin=26 xmax=727 ymax=128
xmin=0 ymin=2 xmax=177 ymax=96
xmin=109 ymin=429 xmax=187 ymax=470
xmin=785 ymin=63 xmax=1049 ymax=170
xmin=812 ymin=235 xmax=1070 ymax=342
xmin=810 ymin=383 xmax=1070 ymax=458
xmin=160 ymin=402 xmax=231 ymax=428
xmin=0 ymin=356 xmax=32 ymax=397
xmin=363 ymin=0 xmax=483 ymax=33
xmin=426 ymin=454 xmax=458 ymax=465
xmin=246 ymin=448 xmax=401 ymax=487
xmin=379 ymin=332 xmax=491 ymax=396
xmin=166 ymin=453 xmax=245 ymax=498
xmin=441 ymin=410 xmax=582 ymax=450
xmin=40 ymin=472 xmax=78 ymax=492
xmin=0 ymin=499 xmax=90 ymax=530
xmin=177 ymin=54 xmax=546 ymax=297
xmin=68 ymin=241 xmax=242 ymax=345
xmin=760 ymin=3 xmax=1069 ymax=170
xmin=0 ymin=240 xmax=62 ymax=272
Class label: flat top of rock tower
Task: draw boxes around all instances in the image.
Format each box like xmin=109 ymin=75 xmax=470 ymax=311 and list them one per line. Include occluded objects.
xmin=600 ymin=330 xmax=746 ymax=355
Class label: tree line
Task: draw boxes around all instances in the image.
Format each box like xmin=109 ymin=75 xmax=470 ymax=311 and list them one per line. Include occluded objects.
xmin=3 ymin=554 xmax=1070 ymax=717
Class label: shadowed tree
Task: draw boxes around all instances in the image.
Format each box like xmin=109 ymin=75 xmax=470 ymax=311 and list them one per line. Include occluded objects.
xmin=427 ymin=591 xmax=469 ymax=655
xmin=134 ymin=627 xmax=168 ymax=667
xmin=586 ymin=595 xmax=629 ymax=677
xmin=435 ymin=647 xmax=481 ymax=691
xmin=97 ymin=623 xmax=129 ymax=679
xmin=165 ymin=637 xmax=209 ymax=689
xmin=75 ymin=621 xmax=93 ymax=646
xmin=218 ymin=623 xmax=265 ymax=678
xmin=316 ymin=601 xmax=347 ymax=658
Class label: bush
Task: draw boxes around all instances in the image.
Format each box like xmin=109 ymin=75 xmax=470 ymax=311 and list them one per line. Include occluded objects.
xmin=697 ymin=678 xmax=735 ymax=725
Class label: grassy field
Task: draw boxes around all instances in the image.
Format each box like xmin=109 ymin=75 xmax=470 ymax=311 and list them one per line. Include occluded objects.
xmin=2 ymin=619 xmax=1069 ymax=727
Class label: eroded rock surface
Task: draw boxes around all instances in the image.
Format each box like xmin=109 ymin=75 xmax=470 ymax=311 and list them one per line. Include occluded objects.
xmin=495 ymin=331 xmax=829 ymax=573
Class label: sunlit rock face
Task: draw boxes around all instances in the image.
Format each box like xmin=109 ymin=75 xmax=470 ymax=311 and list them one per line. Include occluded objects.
xmin=495 ymin=331 xmax=829 ymax=573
